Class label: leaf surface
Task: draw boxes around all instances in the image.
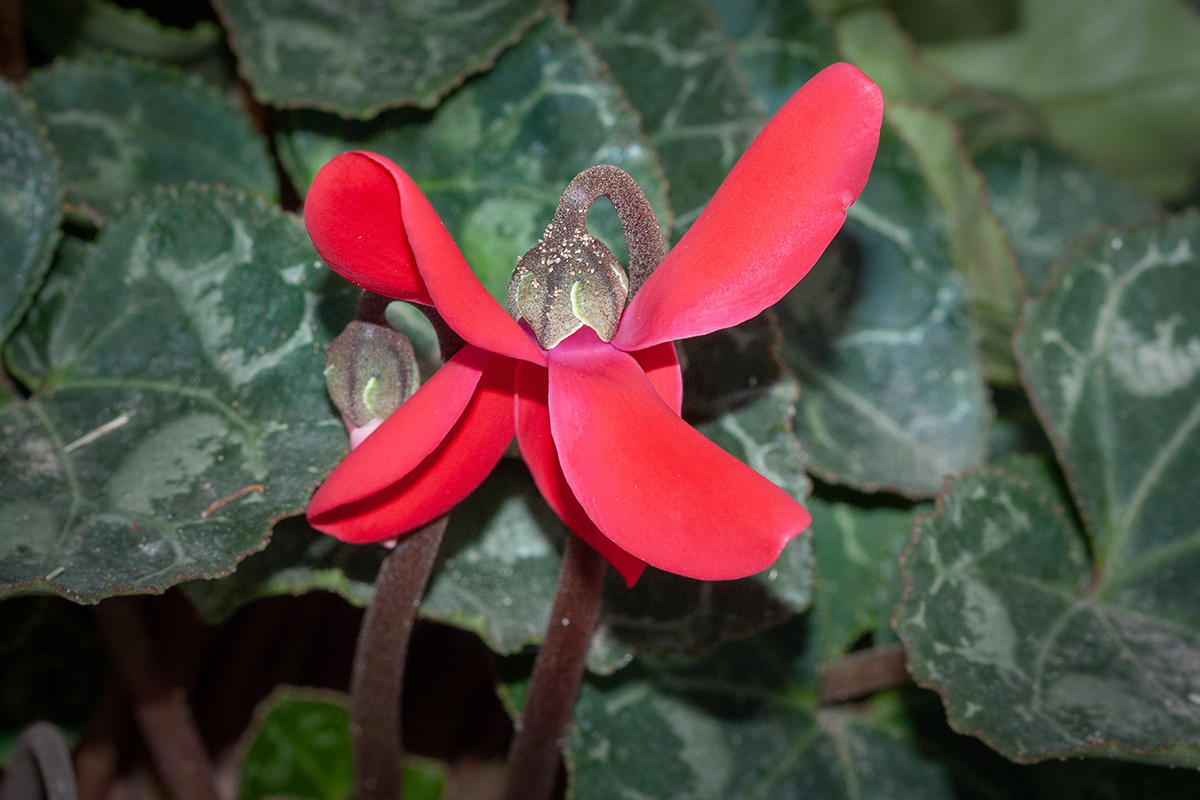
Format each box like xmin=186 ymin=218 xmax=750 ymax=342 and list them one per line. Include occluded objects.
xmin=24 ymin=56 xmax=276 ymax=222
xmin=1 ymin=186 xmax=357 ymax=602
xmin=0 ymin=79 xmax=62 ymax=345
xmin=897 ymin=212 xmax=1200 ymax=764
xmin=215 ymin=0 xmax=556 ymax=116
xmin=777 ymin=128 xmax=990 ymax=497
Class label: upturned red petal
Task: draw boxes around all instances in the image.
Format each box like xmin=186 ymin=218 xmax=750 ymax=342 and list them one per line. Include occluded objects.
xmin=304 ymin=152 xmax=432 ymax=303
xmin=547 ymin=329 xmax=811 ymax=579
xmin=613 ymin=63 xmax=883 ymax=351
xmin=515 ymin=362 xmax=647 ymax=586
xmin=353 ymin=153 xmax=544 ymax=365
xmin=307 ymin=347 xmax=515 ymax=542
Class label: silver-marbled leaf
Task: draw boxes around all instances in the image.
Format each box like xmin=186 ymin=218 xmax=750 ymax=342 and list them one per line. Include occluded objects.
xmin=976 ymin=139 xmax=1159 ymax=296
xmin=896 ymin=470 xmax=1200 ymax=766
xmin=777 ymin=127 xmax=990 ymax=497
xmin=0 ymin=185 xmax=357 ymax=602
xmin=23 ymin=55 xmax=276 ymax=223
xmin=896 ymin=213 xmax=1200 ymax=764
xmin=215 ymin=0 xmax=556 ymax=117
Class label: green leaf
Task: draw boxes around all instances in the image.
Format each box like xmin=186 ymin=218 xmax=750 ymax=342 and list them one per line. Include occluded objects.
xmin=237 ymin=687 xmax=447 ymax=800
xmin=777 ymin=127 xmax=990 ymax=497
xmin=574 ymin=0 xmax=761 ymax=241
xmin=705 ymin=0 xmax=839 ymax=116
xmin=24 ymin=55 xmax=277 ymax=223
xmin=896 ymin=212 xmax=1200 ymax=764
xmin=423 ymin=463 xmax=791 ymax=673
xmin=886 ymin=103 xmax=1025 ymax=384
xmin=922 ymin=0 xmax=1200 ymax=198
xmin=0 ymin=185 xmax=357 ymax=602
xmin=830 ymin=8 xmax=1038 ymax=381
xmin=697 ymin=377 xmax=814 ymax=611
xmin=215 ymin=0 xmax=556 ymax=117
xmin=276 ymin=16 xmax=669 ymax=304
xmin=0 ymin=79 xmax=63 ymax=346
xmin=809 ymin=497 xmax=921 ymax=662
xmin=419 ymin=462 xmax=578 ymax=663
xmin=831 ymin=7 xmax=1037 ymax=149
xmin=1018 ymin=212 xmax=1200 ymax=574
xmin=895 ymin=470 xmax=1200 ymax=766
xmin=559 ymin=641 xmax=957 ymax=799
xmin=975 ymin=139 xmax=1159 ymax=296
xmin=180 ymin=515 xmax=386 ymax=622
xmin=24 ymin=0 xmax=224 ymax=64
xmin=189 ymin=459 xmax=792 ymax=671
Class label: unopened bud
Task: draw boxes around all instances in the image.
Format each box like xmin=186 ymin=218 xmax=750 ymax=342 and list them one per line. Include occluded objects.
xmin=510 ymin=222 xmax=628 ymax=349
xmin=324 ymin=320 xmax=418 ymax=429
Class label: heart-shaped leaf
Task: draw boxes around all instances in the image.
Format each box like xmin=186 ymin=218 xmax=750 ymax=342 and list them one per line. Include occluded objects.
xmin=1 ymin=185 xmax=357 ymax=602
xmin=897 ymin=212 xmax=1200 ymax=765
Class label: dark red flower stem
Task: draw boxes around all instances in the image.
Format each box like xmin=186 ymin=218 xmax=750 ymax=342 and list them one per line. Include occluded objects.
xmin=552 ymin=165 xmax=666 ymax=296
xmin=1 ymin=721 xmax=77 ymax=799
xmin=351 ymin=515 xmax=448 ymax=800
xmin=817 ymin=643 xmax=910 ymax=705
xmin=92 ymin=598 xmax=220 ymax=800
xmin=503 ymin=532 xmax=608 ymax=800
xmin=0 ymin=0 xmax=24 ymax=85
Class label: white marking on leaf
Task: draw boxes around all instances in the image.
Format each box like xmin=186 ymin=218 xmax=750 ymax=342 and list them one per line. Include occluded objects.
xmin=1107 ymin=316 xmax=1200 ymax=397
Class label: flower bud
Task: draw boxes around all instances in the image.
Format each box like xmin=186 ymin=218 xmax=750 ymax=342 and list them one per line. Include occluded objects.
xmin=510 ymin=222 xmax=628 ymax=349
xmin=324 ymin=320 xmax=418 ymax=430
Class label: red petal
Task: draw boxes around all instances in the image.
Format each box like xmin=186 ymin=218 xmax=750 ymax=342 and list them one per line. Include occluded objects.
xmin=308 ymin=347 xmax=513 ymax=541
xmin=629 ymin=342 xmax=682 ymax=415
xmin=304 ymin=152 xmax=432 ymax=303
xmin=357 ymin=153 xmax=545 ymax=366
xmin=548 ymin=330 xmax=811 ymax=579
xmin=613 ymin=63 xmax=883 ymax=351
xmin=515 ymin=362 xmax=647 ymax=586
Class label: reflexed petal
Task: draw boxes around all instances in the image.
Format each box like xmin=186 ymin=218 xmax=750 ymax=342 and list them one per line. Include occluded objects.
xmin=548 ymin=329 xmax=811 ymax=579
xmin=629 ymin=342 xmax=682 ymax=415
xmin=515 ymin=362 xmax=647 ymax=586
xmin=358 ymin=153 xmax=545 ymax=365
xmin=309 ymin=355 xmax=517 ymax=543
xmin=308 ymin=345 xmax=493 ymax=533
xmin=613 ymin=63 xmax=883 ymax=351
xmin=304 ymin=152 xmax=432 ymax=303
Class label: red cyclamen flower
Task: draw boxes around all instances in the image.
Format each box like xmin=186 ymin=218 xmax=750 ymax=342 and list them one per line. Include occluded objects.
xmin=304 ymin=63 xmax=883 ymax=586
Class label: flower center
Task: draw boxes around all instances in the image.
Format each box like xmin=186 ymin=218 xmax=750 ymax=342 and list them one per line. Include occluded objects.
xmin=508 ymin=165 xmax=665 ymax=350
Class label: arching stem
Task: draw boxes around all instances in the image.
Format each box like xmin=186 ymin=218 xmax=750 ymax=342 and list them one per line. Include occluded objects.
xmin=92 ymin=598 xmax=220 ymax=800
xmin=502 ymin=532 xmax=608 ymax=800
xmin=1 ymin=722 xmax=77 ymax=800
xmin=551 ymin=165 xmax=666 ymax=297
xmin=350 ymin=515 xmax=448 ymax=800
